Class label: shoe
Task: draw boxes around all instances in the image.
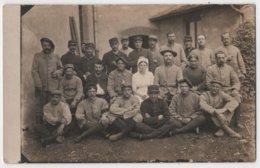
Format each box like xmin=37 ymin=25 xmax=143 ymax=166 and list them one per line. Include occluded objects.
xmin=109 ymin=133 xmax=124 ymax=141
xmin=74 ymin=137 xmax=81 ymax=143
xmin=214 ymin=129 xmax=224 ymax=137
xmin=56 ymin=136 xmax=65 ymax=143
xmin=229 ymin=132 xmax=242 ymax=138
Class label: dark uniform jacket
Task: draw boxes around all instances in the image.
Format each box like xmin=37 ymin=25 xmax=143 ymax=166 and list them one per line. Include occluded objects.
xmin=61 ymin=51 xmax=81 ymax=75
xmin=79 ymin=55 xmax=101 ymax=78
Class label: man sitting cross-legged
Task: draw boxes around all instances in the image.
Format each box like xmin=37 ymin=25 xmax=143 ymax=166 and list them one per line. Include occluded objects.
xmin=34 ymin=90 xmax=72 ymax=147
xmin=200 ymin=80 xmax=242 ymax=138
xmin=168 ymin=79 xmax=207 ymax=135
xmin=74 ymin=84 xmax=109 ymax=143
xmin=129 ymin=85 xmax=176 ymax=140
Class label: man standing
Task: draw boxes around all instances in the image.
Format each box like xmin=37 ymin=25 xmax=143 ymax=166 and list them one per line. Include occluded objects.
xmin=190 ymin=34 xmax=214 ymax=69
xmin=129 ymin=85 xmax=175 ymax=139
xmin=86 ymin=60 xmax=108 ymax=101
xmin=34 ymin=90 xmax=72 ymax=147
xmin=148 ymin=35 xmax=164 ymax=69
xmin=154 ymin=49 xmax=183 ymax=104
xmin=200 ymin=80 xmax=241 ymax=138
xmin=160 ymin=31 xmax=187 ymax=68
xmin=128 ymin=35 xmax=155 ymax=73
xmin=106 ymin=85 xmax=142 ymax=141
xmin=216 ymin=32 xmax=246 ymax=80
xmin=60 ymin=64 xmax=83 ymax=114
xmin=183 ymin=53 xmax=207 ymax=92
xmin=61 ymin=40 xmax=81 ymax=75
xmin=74 ymin=84 xmax=109 ymax=143
xmin=32 ymin=37 xmax=63 ymax=123
xmin=120 ymin=36 xmax=133 ymax=56
xmin=102 ymin=37 xmax=129 ymax=74
xmin=169 ymin=79 xmax=206 ymax=135
xmin=183 ymin=35 xmax=195 ymax=58
xmin=107 ymin=57 xmax=132 ymax=102
xmin=78 ymin=42 xmax=101 ymax=83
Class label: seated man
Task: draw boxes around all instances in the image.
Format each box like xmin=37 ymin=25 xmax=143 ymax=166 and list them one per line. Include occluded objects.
xmin=85 ymin=60 xmax=109 ymax=102
xmin=34 ymin=90 xmax=72 ymax=147
xmin=183 ymin=53 xmax=207 ymax=93
xmin=105 ymin=85 xmax=143 ymax=141
xmin=129 ymin=85 xmax=175 ymax=140
xmin=74 ymin=84 xmax=109 ymax=143
xmin=200 ymin=80 xmax=241 ymax=138
xmin=60 ymin=64 xmax=83 ymax=114
xmin=169 ymin=79 xmax=206 ymax=135
xmin=107 ymin=57 xmax=132 ymax=103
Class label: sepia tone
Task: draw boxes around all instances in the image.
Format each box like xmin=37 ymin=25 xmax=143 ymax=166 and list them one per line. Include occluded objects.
xmin=17 ymin=4 xmax=256 ymax=163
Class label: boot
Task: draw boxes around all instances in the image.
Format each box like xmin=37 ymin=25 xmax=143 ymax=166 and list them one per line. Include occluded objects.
xmin=222 ymin=125 xmax=242 ymax=138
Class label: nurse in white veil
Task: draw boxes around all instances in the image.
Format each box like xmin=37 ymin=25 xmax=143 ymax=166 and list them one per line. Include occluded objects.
xmin=132 ymin=56 xmax=154 ymax=102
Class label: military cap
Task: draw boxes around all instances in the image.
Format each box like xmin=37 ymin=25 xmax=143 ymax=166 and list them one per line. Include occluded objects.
xmin=109 ymin=37 xmax=119 ymax=45
xmin=40 ymin=37 xmax=55 ymax=49
xmin=184 ymin=35 xmax=193 ymax=42
xmin=121 ymin=36 xmax=129 ymax=41
xmin=148 ymin=35 xmax=158 ymax=41
xmin=188 ymin=53 xmax=199 ymax=61
xmin=148 ymin=85 xmax=160 ymax=94
xmin=178 ymin=78 xmax=193 ymax=88
xmin=64 ymin=64 xmax=74 ymax=70
xmin=95 ymin=59 xmax=104 ymax=65
xmin=115 ymin=56 xmax=128 ymax=65
xmin=85 ymin=42 xmax=95 ymax=49
xmin=133 ymin=35 xmax=143 ymax=42
xmin=210 ymin=79 xmax=223 ymax=87
xmin=86 ymin=83 xmax=97 ymax=91
xmin=51 ymin=90 xmax=62 ymax=96
xmin=121 ymin=84 xmax=132 ymax=90
xmin=160 ymin=49 xmax=177 ymax=57
xmin=68 ymin=40 xmax=77 ymax=46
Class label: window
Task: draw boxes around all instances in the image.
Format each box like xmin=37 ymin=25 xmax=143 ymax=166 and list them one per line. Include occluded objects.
xmin=184 ymin=13 xmax=201 ymax=48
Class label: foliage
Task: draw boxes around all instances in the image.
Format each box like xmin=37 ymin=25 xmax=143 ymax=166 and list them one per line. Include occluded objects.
xmin=233 ymin=21 xmax=256 ymax=101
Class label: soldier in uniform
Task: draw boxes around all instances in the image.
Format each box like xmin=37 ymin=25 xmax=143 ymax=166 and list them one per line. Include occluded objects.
xmin=128 ymin=35 xmax=155 ymax=73
xmin=183 ymin=35 xmax=195 ymax=58
xmin=120 ymin=36 xmax=133 ymax=56
xmin=78 ymin=42 xmax=101 ymax=83
xmin=160 ymin=31 xmax=187 ymax=68
xmin=61 ymin=40 xmax=81 ymax=76
xmin=148 ymin=35 xmax=164 ymax=69
xmin=32 ymin=37 xmax=63 ymax=123
xmin=102 ymin=37 xmax=129 ymax=74
xmin=154 ymin=49 xmax=183 ymax=104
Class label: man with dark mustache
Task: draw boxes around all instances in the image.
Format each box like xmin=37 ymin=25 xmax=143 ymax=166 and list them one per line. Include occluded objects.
xmin=32 ymin=37 xmax=63 ymax=123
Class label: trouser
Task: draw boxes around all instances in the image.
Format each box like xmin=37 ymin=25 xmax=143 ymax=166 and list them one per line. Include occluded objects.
xmin=77 ymin=121 xmax=104 ymax=140
xmin=231 ymin=104 xmax=242 ymax=127
xmin=111 ymin=118 xmax=136 ymax=134
xmin=35 ymin=89 xmax=52 ymax=124
xmin=34 ymin=121 xmax=73 ymax=141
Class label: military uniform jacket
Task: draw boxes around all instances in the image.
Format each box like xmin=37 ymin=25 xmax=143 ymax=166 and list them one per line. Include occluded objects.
xmin=60 ymin=75 xmax=83 ymax=102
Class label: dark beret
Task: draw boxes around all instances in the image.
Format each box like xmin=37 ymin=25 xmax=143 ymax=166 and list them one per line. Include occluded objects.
xmin=148 ymin=85 xmax=160 ymax=94
xmin=109 ymin=37 xmax=119 ymax=44
xmin=178 ymin=78 xmax=193 ymax=88
xmin=40 ymin=37 xmax=55 ymax=49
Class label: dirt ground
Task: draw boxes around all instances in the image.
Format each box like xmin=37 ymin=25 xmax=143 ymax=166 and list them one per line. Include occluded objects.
xmin=21 ymin=101 xmax=256 ymax=163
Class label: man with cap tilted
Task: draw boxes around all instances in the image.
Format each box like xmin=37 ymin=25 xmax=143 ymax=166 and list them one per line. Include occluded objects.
xmin=148 ymin=35 xmax=164 ymax=69
xmin=215 ymin=32 xmax=246 ymax=81
xmin=160 ymin=31 xmax=187 ymax=68
xmin=168 ymin=79 xmax=206 ymax=135
xmin=107 ymin=57 xmax=132 ymax=102
xmin=154 ymin=49 xmax=183 ymax=104
xmin=34 ymin=90 xmax=72 ymax=147
xmin=60 ymin=64 xmax=83 ymax=114
xmin=78 ymin=42 xmax=101 ymax=83
xmin=74 ymin=84 xmax=109 ymax=143
xmin=129 ymin=85 xmax=175 ymax=139
xmin=102 ymin=37 xmax=129 ymax=74
xmin=128 ymin=35 xmax=155 ymax=73
xmin=200 ymin=79 xmax=241 ymax=138
xmin=61 ymin=40 xmax=81 ymax=76
xmin=120 ymin=36 xmax=133 ymax=56
xmin=183 ymin=35 xmax=195 ymax=58
xmin=32 ymin=37 xmax=63 ymax=123
xmin=105 ymin=85 xmax=142 ymax=141
xmin=183 ymin=53 xmax=207 ymax=92
xmin=190 ymin=34 xmax=215 ymax=69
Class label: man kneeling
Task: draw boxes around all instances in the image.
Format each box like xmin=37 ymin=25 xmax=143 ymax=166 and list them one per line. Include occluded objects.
xmin=74 ymin=84 xmax=109 ymax=143
xmin=35 ymin=90 xmax=72 ymax=147
xmin=169 ymin=79 xmax=206 ymax=135
xmin=129 ymin=85 xmax=174 ymax=140
xmin=105 ymin=85 xmax=143 ymax=141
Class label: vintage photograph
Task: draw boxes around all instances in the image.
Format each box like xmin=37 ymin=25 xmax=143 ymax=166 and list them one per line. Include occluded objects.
xmin=20 ymin=4 xmax=256 ymax=162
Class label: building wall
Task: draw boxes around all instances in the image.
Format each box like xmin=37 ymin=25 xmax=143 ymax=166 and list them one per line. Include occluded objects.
xmin=156 ymin=5 xmax=241 ymax=50
xmin=22 ymin=5 xmax=80 ymax=127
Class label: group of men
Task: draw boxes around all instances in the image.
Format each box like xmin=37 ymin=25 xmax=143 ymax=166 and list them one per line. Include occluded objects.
xmin=31 ymin=31 xmax=246 ymax=147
